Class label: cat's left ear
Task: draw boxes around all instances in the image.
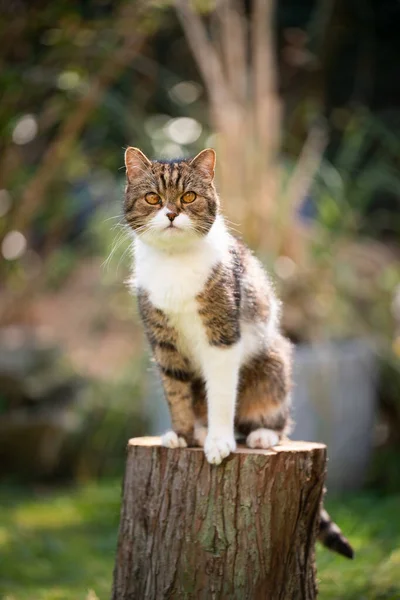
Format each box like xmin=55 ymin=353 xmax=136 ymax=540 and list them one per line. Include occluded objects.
xmin=125 ymin=147 xmax=152 ymax=183
xmin=190 ymin=148 xmax=216 ymax=181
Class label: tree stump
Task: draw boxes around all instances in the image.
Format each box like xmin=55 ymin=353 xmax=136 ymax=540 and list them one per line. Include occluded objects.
xmin=112 ymin=437 xmax=326 ymax=600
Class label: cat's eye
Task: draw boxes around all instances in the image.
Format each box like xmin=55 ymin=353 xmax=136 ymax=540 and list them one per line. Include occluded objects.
xmin=182 ymin=191 xmax=196 ymax=204
xmin=145 ymin=193 xmax=161 ymax=205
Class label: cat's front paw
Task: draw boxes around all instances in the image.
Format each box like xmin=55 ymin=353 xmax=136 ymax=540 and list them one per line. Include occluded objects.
xmin=161 ymin=431 xmax=188 ymax=449
xmin=204 ymin=433 xmax=236 ymax=465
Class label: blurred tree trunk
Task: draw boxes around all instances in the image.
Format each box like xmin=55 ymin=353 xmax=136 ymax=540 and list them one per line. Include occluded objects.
xmin=176 ymin=0 xmax=325 ymax=263
xmin=112 ymin=437 xmax=326 ymax=600
xmin=176 ymin=0 xmax=281 ymax=253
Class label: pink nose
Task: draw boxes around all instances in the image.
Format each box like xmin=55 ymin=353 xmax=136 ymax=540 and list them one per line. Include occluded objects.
xmin=166 ymin=211 xmax=178 ymax=222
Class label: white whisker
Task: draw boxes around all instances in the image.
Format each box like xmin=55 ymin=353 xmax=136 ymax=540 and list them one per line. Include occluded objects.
xmin=116 ymin=242 xmax=133 ymax=274
xmin=102 ymin=227 xmax=130 ymax=271
xmin=102 ymin=214 xmax=124 ymax=223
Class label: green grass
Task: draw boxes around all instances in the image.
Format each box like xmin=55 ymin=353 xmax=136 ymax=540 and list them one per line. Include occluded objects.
xmin=0 ymin=481 xmax=121 ymax=600
xmin=0 ymin=481 xmax=399 ymax=600
xmin=317 ymin=493 xmax=400 ymax=600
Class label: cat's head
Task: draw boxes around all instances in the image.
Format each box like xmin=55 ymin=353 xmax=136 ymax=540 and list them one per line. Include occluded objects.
xmin=124 ymin=147 xmax=219 ymax=249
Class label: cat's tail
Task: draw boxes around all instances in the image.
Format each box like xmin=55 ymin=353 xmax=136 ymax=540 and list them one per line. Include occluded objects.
xmin=318 ymin=508 xmax=354 ymax=559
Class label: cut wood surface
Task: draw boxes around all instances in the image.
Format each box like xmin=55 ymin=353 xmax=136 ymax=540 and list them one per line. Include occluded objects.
xmin=112 ymin=437 xmax=327 ymax=600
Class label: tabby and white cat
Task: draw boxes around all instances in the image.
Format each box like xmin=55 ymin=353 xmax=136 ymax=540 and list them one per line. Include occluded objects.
xmin=123 ymin=146 xmax=353 ymax=558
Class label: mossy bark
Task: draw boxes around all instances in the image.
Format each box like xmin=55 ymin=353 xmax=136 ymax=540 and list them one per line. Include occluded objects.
xmin=112 ymin=437 xmax=326 ymax=600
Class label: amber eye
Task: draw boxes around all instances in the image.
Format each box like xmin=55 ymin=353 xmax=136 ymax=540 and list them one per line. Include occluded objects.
xmin=182 ymin=191 xmax=196 ymax=204
xmin=145 ymin=193 xmax=161 ymax=205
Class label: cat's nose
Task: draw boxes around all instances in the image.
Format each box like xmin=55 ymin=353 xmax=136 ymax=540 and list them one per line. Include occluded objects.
xmin=166 ymin=210 xmax=178 ymax=222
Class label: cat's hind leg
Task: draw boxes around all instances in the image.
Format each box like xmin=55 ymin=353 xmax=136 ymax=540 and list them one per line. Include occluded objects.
xmin=236 ymin=334 xmax=293 ymax=450
xmin=246 ymin=428 xmax=280 ymax=449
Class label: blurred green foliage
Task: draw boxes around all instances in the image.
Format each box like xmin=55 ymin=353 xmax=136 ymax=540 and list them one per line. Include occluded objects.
xmin=0 ymin=0 xmax=399 ymax=482
xmin=0 ymin=480 xmax=120 ymax=600
xmin=62 ymin=366 xmax=149 ymax=481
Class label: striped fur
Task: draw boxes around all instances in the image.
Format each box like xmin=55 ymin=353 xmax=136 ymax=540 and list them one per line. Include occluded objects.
xmin=319 ymin=508 xmax=354 ymax=559
xmin=123 ymin=147 xmax=354 ymax=558
xmin=124 ymin=148 xmax=217 ymax=240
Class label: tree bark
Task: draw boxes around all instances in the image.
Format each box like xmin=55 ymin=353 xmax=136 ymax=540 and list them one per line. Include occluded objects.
xmin=112 ymin=437 xmax=326 ymax=600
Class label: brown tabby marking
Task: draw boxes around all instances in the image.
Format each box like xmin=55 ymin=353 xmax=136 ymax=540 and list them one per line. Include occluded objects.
xmin=138 ymin=289 xmax=195 ymax=440
xmin=138 ymin=290 xmax=193 ymax=381
xmin=197 ymin=259 xmax=241 ymax=347
xmin=124 ymin=148 xmax=354 ymax=560
xmin=191 ymin=377 xmax=208 ymax=422
xmin=236 ymin=334 xmax=293 ymax=434
xmin=128 ymin=149 xmax=291 ymax=440
xmin=137 ymin=243 xmax=291 ymax=440
xmin=159 ymin=373 xmax=196 ymax=441
xmin=318 ymin=508 xmax=354 ymax=559
xmin=190 ymin=336 xmax=292 ymax=437
xmin=235 ymin=241 xmax=273 ymax=323
xmin=125 ymin=158 xmax=218 ymax=235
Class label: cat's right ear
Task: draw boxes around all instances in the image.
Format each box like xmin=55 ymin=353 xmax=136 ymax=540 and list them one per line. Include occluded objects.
xmin=125 ymin=147 xmax=152 ymax=183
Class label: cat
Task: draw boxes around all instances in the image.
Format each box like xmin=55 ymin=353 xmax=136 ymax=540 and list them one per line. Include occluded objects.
xmin=124 ymin=146 xmax=354 ymax=559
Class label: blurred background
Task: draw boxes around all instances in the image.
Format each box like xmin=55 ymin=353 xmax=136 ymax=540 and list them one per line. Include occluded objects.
xmin=1 ymin=0 xmax=400 ymax=598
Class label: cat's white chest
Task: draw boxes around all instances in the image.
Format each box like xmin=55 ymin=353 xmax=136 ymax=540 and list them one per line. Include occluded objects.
xmin=135 ymin=242 xmax=218 ymax=370
xmin=134 ymin=224 xmax=229 ymax=314
xmin=135 ymin=246 xmax=214 ymax=313
xmin=133 ymin=225 xmax=231 ymax=370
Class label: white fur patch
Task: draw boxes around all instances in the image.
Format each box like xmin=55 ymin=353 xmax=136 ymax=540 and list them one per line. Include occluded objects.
xmin=204 ymin=433 xmax=236 ymax=465
xmin=202 ymin=342 xmax=241 ymax=446
xmin=134 ymin=217 xmax=229 ymax=306
xmin=161 ymin=431 xmax=187 ymax=449
xmin=246 ymin=428 xmax=280 ymax=449
xmin=132 ymin=216 xmax=282 ymax=465
xmin=133 ymin=216 xmax=233 ymax=375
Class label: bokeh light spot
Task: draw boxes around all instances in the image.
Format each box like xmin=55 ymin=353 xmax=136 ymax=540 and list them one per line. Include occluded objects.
xmin=57 ymin=71 xmax=81 ymax=90
xmin=164 ymin=117 xmax=202 ymax=145
xmin=274 ymin=255 xmax=296 ymax=279
xmin=2 ymin=231 xmax=27 ymax=260
xmin=12 ymin=115 xmax=38 ymax=145
xmin=169 ymin=81 xmax=202 ymax=105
